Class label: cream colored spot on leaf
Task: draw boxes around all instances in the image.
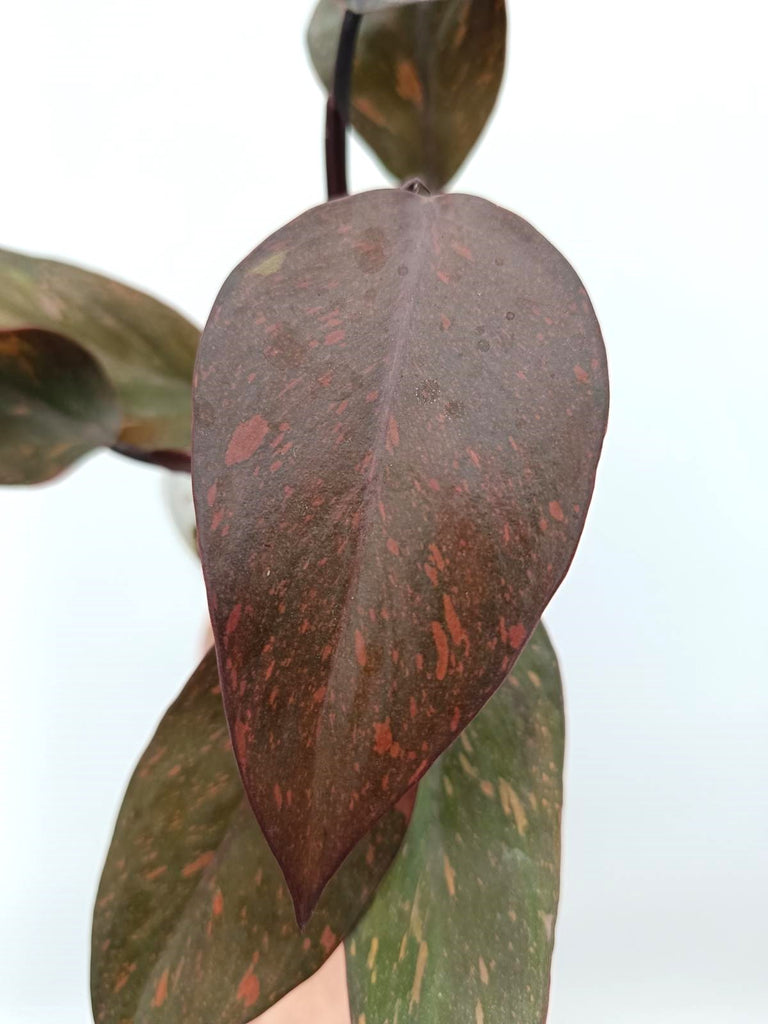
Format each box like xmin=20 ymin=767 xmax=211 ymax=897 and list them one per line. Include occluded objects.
xmin=367 ymin=936 xmax=379 ymax=971
xmin=498 ymin=778 xmax=529 ymax=835
xmin=251 ymin=250 xmax=287 ymax=276
xmin=443 ymin=854 xmax=457 ymax=897
xmin=409 ymin=941 xmax=429 ymax=1011
xmin=443 ymin=775 xmax=454 ymax=797
xmin=475 ymin=999 xmax=485 ymax=1024
xmin=478 ymin=956 xmax=489 ymax=985
xmin=539 ymin=910 xmax=555 ymax=941
xmin=459 ymin=752 xmax=478 ymax=778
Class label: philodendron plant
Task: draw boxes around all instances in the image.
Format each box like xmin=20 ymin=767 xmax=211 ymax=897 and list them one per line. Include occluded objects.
xmin=1 ymin=1 xmax=609 ymax=1021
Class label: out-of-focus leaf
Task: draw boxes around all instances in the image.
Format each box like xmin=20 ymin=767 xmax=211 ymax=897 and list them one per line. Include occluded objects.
xmin=345 ymin=0 xmax=437 ymax=12
xmin=347 ymin=623 xmax=563 ymax=1023
xmin=163 ymin=472 xmax=198 ymax=556
xmin=0 ymin=247 xmax=199 ymax=453
xmin=0 ymin=327 xmax=121 ymax=484
xmin=191 ymin=186 xmax=608 ymax=923
xmin=91 ymin=651 xmax=412 ymax=1024
xmin=307 ymin=0 xmax=506 ymax=190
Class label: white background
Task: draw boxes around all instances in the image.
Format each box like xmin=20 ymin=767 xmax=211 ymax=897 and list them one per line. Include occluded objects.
xmin=1 ymin=1 xmax=766 ymax=1021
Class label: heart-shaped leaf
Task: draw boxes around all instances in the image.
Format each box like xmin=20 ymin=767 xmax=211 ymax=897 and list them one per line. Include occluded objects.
xmin=91 ymin=650 xmax=412 ymax=1024
xmin=0 ymin=247 xmax=199 ymax=454
xmin=0 ymin=327 xmax=121 ymax=484
xmin=192 ymin=186 xmax=608 ymax=922
xmin=346 ymin=623 xmax=563 ymax=1023
xmin=307 ymin=0 xmax=507 ymax=190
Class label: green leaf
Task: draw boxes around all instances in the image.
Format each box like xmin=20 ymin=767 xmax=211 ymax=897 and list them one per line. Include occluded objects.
xmin=0 ymin=247 xmax=199 ymax=454
xmin=307 ymin=0 xmax=507 ymax=190
xmin=191 ymin=186 xmax=607 ymax=923
xmin=346 ymin=623 xmax=563 ymax=1024
xmin=91 ymin=651 xmax=412 ymax=1024
xmin=0 ymin=328 xmax=121 ymax=484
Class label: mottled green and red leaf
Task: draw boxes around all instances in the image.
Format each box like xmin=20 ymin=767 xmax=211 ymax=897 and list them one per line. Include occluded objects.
xmin=347 ymin=623 xmax=563 ymax=1023
xmin=192 ymin=187 xmax=607 ymax=921
xmin=91 ymin=651 xmax=412 ymax=1024
xmin=308 ymin=0 xmax=507 ymax=190
xmin=0 ymin=247 xmax=198 ymax=461
xmin=0 ymin=327 xmax=121 ymax=484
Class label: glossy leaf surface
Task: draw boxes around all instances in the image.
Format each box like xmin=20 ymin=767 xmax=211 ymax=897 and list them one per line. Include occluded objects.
xmin=192 ymin=187 xmax=608 ymax=922
xmin=91 ymin=650 xmax=412 ymax=1024
xmin=347 ymin=623 xmax=563 ymax=1023
xmin=0 ymin=327 xmax=121 ymax=484
xmin=308 ymin=0 xmax=506 ymax=190
xmin=0 ymin=247 xmax=198 ymax=452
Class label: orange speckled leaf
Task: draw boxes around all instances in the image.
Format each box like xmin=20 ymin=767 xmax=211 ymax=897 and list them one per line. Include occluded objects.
xmin=308 ymin=0 xmax=506 ymax=190
xmin=0 ymin=327 xmax=121 ymax=484
xmin=192 ymin=186 xmax=608 ymax=923
xmin=91 ymin=651 xmax=412 ymax=1024
xmin=0 ymin=247 xmax=198 ymax=454
xmin=347 ymin=623 xmax=563 ymax=1023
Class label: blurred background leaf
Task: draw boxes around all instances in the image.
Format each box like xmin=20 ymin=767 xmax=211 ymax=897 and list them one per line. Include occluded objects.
xmin=0 ymin=247 xmax=199 ymax=456
xmin=307 ymin=0 xmax=506 ymax=190
xmin=0 ymin=327 xmax=121 ymax=484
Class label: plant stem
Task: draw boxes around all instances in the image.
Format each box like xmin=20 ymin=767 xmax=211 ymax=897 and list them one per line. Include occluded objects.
xmin=325 ymin=10 xmax=362 ymax=199
xmin=111 ymin=443 xmax=192 ymax=473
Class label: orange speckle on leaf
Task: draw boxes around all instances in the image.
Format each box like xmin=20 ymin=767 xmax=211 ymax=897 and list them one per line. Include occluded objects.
xmin=353 ymin=95 xmax=387 ymax=126
xmin=451 ymin=241 xmax=473 ymax=261
xmin=355 ymin=629 xmax=367 ymax=667
xmin=395 ymin=59 xmax=424 ymax=107
xmin=386 ymin=415 xmax=400 ymax=450
xmin=373 ymin=719 xmax=393 ymax=755
xmin=206 ymin=483 xmax=217 ymax=507
xmin=428 ymin=544 xmax=445 ymax=571
xmin=212 ymin=889 xmax=224 ymax=917
xmin=320 ymin=925 xmax=336 ymax=955
xmin=507 ymin=623 xmax=526 ymax=650
xmin=443 ymin=594 xmax=468 ymax=651
xmin=237 ymin=968 xmax=261 ymax=1009
xmin=549 ymin=500 xmax=565 ymax=522
xmin=225 ymin=603 xmax=242 ymax=638
xmin=387 ymin=537 xmax=401 ymax=556
xmin=151 ymin=968 xmax=169 ymax=1007
xmin=424 ymin=563 xmax=438 ymax=586
xmin=274 ymin=783 xmax=283 ymax=810
xmin=225 ymin=414 xmax=269 ymax=465
xmin=181 ymin=851 xmax=215 ymax=878
xmin=324 ymin=329 xmax=346 ymax=346
xmin=431 ymin=621 xmax=449 ymax=681
xmin=574 ymin=364 xmax=590 ymax=383
xmin=467 ymin=447 xmax=481 ymax=468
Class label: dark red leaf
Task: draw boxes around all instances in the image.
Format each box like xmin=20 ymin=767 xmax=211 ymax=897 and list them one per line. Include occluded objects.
xmin=192 ymin=187 xmax=608 ymax=923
